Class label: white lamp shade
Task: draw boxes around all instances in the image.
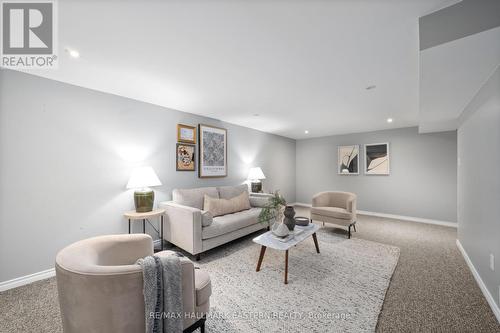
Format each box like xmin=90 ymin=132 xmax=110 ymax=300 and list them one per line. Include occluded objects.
xmin=126 ymin=166 xmax=162 ymax=189
xmin=248 ymin=167 xmax=266 ymax=181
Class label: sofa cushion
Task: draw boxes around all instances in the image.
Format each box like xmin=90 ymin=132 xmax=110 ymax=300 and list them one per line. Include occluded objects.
xmin=249 ymin=195 xmax=272 ymax=208
xmin=201 ymin=210 xmax=213 ymax=227
xmin=202 ymin=207 xmax=261 ymax=239
xmin=172 ymin=187 xmax=219 ymax=210
xmin=203 ymin=191 xmax=251 ymax=217
xmin=311 ymin=206 xmax=353 ymax=220
xmin=194 ymin=269 xmax=212 ymax=306
xmin=217 ymin=184 xmax=249 ymax=199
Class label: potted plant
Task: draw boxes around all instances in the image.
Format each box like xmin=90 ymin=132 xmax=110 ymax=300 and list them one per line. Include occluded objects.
xmin=258 ymin=191 xmax=287 ymax=226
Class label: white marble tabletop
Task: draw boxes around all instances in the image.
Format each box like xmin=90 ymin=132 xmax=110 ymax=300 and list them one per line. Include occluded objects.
xmin=253 ymin=223 xmax=319 ymax=251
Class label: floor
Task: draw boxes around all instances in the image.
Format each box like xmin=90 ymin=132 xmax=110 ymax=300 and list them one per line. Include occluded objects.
xmin=294 ymin=207 xmax=500 ymax=333
xmin=0 ymin=208 xmax=499 ymax=332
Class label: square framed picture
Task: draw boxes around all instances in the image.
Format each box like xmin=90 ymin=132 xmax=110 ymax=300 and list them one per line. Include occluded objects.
xmin=176 ymin=143 xmax=195 ymax=171
xmin=365 ymin=143 xmax=390 ymax=175
xmin=177 ymin=124 xmax=196 ymax=144
xmin=198 ymin=124 xmax=227 ymax=178
xmin=338 ymin=145 xmax=359 ymax=175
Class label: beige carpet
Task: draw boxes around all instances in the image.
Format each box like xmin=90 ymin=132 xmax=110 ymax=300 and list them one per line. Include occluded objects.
xmin=199 ymin=228 xmax=399 ymax=332
xmin=1 ymin=211 xmax=499 ymax=332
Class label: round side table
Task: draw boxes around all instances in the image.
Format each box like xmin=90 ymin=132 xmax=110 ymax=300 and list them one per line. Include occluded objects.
xmin=124 ymin=208 xmax=165 ymax=251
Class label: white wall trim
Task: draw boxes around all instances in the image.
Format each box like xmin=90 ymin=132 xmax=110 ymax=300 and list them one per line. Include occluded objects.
xmin=292 ymin=202 xmax=457 ymax=228
xmin=456 ymin=239 xmax=500 ymax=323
xmin=0 ymin=240 xmax=165 ymax=292
xmin=0 ymin=268 xmax=55 ymax=292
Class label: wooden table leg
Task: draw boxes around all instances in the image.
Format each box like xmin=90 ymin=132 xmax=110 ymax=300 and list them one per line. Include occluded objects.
xmin=284 ymin=250 xmax=289 ymax=284
xmin=256 ymin=246 xmax=267 ymax=272
xmin=312 ymin=233 xmax=320 ymax=253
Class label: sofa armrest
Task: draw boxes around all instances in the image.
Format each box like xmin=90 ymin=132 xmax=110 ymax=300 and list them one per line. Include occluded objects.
xmin=347 ymin=196 xmax=357 ymax=215
xmin=249 ymin=192 xmax=273 ymax=208
xmin=159 ymin=202 xmax=203 ymax=255
xmin=249 ymin=192 xmax=274 ymax=198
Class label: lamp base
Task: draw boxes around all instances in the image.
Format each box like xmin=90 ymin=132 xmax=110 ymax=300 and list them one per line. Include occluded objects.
xmin=134 ymin=189 xmax=154 ymax=212
xmin=251 ymin=182 xmax=262 ymax=193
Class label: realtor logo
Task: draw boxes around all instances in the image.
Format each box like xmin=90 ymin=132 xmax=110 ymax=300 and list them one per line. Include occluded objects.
xmin=1 ymin=1 xmax=57 ymax=68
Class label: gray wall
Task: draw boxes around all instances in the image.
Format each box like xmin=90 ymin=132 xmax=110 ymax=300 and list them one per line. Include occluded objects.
xmin=0 ymin=69 xmax=296 ymax=282
xmin=458 ymin=66 xmax=500 ymax=309
xmin=419 ymin=0 xmax=500 ymax=50
xmin=295 ymin=127 xmax=457 ymax=222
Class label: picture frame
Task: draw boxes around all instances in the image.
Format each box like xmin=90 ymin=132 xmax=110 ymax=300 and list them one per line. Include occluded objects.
xmin=364 ymin=143 xmax=390 ymax=175
xmin=177 ymin=124 xmax=196 ymax=144
xmin=176 ymin=143 xmax=196 ymax=171
xmin=337 ymin=145 xmax=359 ymax=175
xmin=198 ymin=124 xmax=227 ymax=178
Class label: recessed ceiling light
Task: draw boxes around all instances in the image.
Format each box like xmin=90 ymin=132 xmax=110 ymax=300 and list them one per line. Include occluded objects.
xmin=304 ymin=130 xmax=309 ymax=134
xmin=366 ymin=85 xmax=376 ymax=90
xmin=387 ymin=118 xmax=393 ymax=123
xmin=253 ymin=113 xmax=259 ymax=117
xmin=65 ymin=48 xmax=80 ymax=58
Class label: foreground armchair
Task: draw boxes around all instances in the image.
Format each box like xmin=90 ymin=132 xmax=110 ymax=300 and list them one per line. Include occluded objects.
xmin=55 ymin=234 xmax=211 ymax=333
xmin=311 ymin=191 xmax=357 ymax=238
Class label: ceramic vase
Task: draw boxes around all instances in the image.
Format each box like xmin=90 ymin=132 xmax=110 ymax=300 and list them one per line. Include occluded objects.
xmin=272 ymin=222 xmax=290 ymax=237
xmin=283 ymin=205 xmax=296 ymax=231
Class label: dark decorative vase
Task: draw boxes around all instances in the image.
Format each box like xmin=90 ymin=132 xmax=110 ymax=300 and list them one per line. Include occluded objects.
xmin=283 ymin=206 xmax=296 ymax=231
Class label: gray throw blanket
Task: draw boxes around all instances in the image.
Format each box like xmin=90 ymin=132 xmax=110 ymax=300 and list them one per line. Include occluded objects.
xmin=136 ymin=254 xmax=183 ymax=333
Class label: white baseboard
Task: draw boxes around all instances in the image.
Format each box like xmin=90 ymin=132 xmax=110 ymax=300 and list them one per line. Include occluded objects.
xmin=357 ymin=210 xmax=457 ymax=228
xmin=292 ymin=202 xmax=457 ymax=228
xmin=0 ymin=240 xmax=165 ymax=292
xmin=456 ymin=239 xmax=500 ymax=323
xmin=292 ymin=202 xmax=310 ymax=207
xmin=0 ymin=268 xmax=55 ymax=292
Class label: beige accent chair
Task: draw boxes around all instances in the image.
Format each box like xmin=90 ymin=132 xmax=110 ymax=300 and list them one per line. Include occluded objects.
xmin=55 ymin=234 xmax=211 ymax=333
xmin=311 ymin=191 xmax=357 ymax=238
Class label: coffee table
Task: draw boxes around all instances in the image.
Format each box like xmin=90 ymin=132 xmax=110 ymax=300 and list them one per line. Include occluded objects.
xmin=253 ymin=223 xmax=320 ymax=284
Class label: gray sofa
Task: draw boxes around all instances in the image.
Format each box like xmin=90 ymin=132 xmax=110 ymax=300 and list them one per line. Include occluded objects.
xmin=160 ymin=184 xmax=272 ymax=259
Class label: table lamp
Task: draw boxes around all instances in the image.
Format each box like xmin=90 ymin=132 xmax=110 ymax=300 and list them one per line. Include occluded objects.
xmin=126 ymin=166 xmax=162 ymax=212
xmin=248 ymin=167 xmax=266 ymax=193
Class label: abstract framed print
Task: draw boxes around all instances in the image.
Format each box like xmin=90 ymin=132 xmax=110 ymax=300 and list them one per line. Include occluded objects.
xmin=338 ymin=145 xmax=359 ymax=175
xmin=365 ymin=143 xmax=390 ymax=175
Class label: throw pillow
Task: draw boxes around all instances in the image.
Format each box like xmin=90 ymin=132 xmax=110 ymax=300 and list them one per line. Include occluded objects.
xmin=201 ymin=210 xmax=213 ymax=227
xmin=203 ymin=191 xmax=251 ymax=217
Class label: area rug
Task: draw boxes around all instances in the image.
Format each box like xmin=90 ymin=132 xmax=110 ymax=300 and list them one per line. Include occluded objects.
xmin=198 ymin=227 xmax=400 ymax=333
xmin=0 ymin=226 xmax=399 ymax=333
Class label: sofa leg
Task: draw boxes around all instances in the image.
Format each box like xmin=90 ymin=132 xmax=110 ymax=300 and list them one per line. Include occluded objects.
xmin=195 ymin=254 xmax=201 ymax=261
xmin=200 ymin=320 xmax=205 ymax=333
xmin=353 ymin=223 xmax=357 ymax=232
xmin=348 ymin=224 xmax=352 ymax=239
xmin=322 ymin=221 xmax=325 ymax=227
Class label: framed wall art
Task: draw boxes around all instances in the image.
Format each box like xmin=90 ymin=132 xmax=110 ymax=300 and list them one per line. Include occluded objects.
xmin=177 ymin=124 xmax=196 ymax=144
xmin=365 ymin=143 xmax=390 ymax=175
xmin=338 ymin=145 xmax=359 ymax=175
xmin=198 ymin=124 xmax=227 ymax=178
xmin=176 ymin=143 xmax=195 ymax=171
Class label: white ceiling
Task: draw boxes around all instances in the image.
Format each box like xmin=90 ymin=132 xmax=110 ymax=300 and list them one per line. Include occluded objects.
xmin=20 ymin=0 xmax=457 ymax=139
xmin=419 ymin=26 xmax=500 ymax=133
